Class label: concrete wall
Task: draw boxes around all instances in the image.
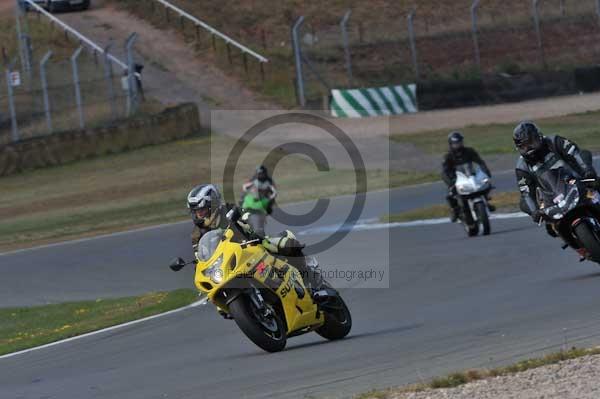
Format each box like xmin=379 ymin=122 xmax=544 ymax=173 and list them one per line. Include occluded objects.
xmin=0 ymin=103 xmax=200 ymax=177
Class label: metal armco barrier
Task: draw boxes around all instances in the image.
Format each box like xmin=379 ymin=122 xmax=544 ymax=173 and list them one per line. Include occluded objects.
xmin=152 ymin=0 xmax=268 ymax=64
xmin=21 ymin=0 xmax=127 ymax=70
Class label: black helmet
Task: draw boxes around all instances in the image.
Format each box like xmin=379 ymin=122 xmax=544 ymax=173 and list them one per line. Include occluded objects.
xmin=187 ymin=184 xmax=222 ymax=227
xmin=256 ymin=165 xmax=269 ymax=183
xmin=448 ymin=131 xmax=465 ymax=153
xmin=513 ymin=121 xmax=544 ymax=162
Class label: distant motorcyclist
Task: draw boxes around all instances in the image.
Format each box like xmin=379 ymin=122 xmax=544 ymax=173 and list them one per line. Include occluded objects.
xmin=240 ymin=165 xmax=278 ymax=236
xmin=241 ymin=165 xmax=277 ymax=215
xmin=514 ymin=121 xmax=597 ymax=242
xmin=442 ymin=132 xmax=493 ymax=222
xmin=188 ymin=184 xmax=322 ymax=295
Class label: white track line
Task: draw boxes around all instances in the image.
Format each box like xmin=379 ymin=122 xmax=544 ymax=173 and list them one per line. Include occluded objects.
xmin=0 ymin=297 xmax=208 ymax=360
xmin=0 ymin=220 xmax=190 ymax=257
xmin=299 ymin=212 xmax=528 ymax=235
xmin=6 ymin=157 xmax=597 ymax=256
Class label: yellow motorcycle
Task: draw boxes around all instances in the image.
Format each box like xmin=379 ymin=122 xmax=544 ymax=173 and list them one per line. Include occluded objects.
xmin=169 ymin=212 xmax=352 ymax=352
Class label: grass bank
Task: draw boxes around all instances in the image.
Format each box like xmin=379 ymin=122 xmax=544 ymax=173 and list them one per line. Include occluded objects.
xmin=0 ymin=289 xmax=198 ymax=356
xmin=356 ymin=346 xmax=600 ymax=399
xmin=391 ymin=110 xmax=600 ymax=156
xmin=381 ymin=191 xmax=520 ymax=223
xmin=0 ymin=133 xmax=435 ymax=251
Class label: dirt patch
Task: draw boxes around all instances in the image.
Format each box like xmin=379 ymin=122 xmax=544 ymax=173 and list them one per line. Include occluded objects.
xmin=58 ymin=0 xmax=274 ymax=110
xmin=0 ymin=2 xmax=13 ymax=13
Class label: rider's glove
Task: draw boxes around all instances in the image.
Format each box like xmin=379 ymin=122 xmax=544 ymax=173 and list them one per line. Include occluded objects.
xmin=532 ymin=209 xmax=548 ymax=224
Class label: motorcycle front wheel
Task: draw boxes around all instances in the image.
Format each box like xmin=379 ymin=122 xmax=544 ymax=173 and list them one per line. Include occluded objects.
xmin=229 ymin=295 xmax=287 ymax=352
xmin=475 ymin=202 xmax=491 ymax=236
xmin=459 ymin=200 xmax=479 ymax=237
xmin=574 ymin=222 xmax=600 ymax=262
xmin=462 ymin=218 xmax=479 ymax=237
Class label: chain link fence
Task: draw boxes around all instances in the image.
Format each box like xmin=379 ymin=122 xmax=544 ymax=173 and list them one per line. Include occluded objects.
xmin=290 ymin=0 xmax=600 ymax=106
xmin=1 ymin=3 xmax=146 ymax=145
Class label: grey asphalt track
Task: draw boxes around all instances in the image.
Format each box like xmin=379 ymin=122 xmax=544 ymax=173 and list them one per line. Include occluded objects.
xmin=0 ymin=172 xmax=511 ymax=307
xmin=4 ymin=166 xmax=600 ymax=398
xmin=4 ymin=218 xmax=600 ymax=399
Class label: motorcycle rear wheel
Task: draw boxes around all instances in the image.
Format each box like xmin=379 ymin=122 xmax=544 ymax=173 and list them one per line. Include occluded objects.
xmin=475 ymin=202 xmax=491 ymax=235
xmin=574 ymin=222 xmax=600 ymax=262
xmin=316 ymin=296 xmax=352 ymax=340
xmin=229 ymin=295 xmax=287 ymax=352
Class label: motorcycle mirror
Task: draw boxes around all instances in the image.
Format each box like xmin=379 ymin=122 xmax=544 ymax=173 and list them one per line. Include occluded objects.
xmin=169 ymin=257 xmax=187 ymax=272
xmin=226 ymin=207 xmax=241 ymax=222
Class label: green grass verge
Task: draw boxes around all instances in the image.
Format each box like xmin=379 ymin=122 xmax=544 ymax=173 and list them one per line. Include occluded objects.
xmin=0 ymin=289 xmax=198 ymax=356
xmin=356 ymin=347 xmax=600 ymax=399
xmin=381 ymin=191 xmax=520 ymax=223
xmin=391 ymin=110 xmax=600 ymax=156
xmin=0 ymin=133 xmax=435 ymax=251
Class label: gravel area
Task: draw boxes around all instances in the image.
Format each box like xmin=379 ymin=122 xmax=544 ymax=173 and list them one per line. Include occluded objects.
xmin=389 ymin=354 xmax=600 ymax=399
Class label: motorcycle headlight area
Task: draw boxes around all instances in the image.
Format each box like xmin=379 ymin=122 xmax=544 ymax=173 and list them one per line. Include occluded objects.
xmin=548 ymin=186 xmax=579 ymax=219
xmin=202 ymin=255 xmax=224 ymax=283
xmin=554 ymin=186 xmax=580 ymax=212
xmin=456 ymin=184 xmax=471 ymax=194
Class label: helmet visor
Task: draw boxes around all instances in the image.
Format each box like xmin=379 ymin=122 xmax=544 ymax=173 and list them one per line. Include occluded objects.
xmin=449 ymin=141 xmax=464 ymax=152
xmin=516 ymin=135 xmax=541 ymax=158
xmin=194 ymin=207 xmax=210 ymax=219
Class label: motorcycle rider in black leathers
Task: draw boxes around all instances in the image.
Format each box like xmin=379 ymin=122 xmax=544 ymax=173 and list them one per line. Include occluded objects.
xmin=513 ymin=121 xmax=597 ymax=249
xmin=186 ymin=184 xmax=323 ymax=297
xmin=442 ymin=132 xmax=493 ymax=222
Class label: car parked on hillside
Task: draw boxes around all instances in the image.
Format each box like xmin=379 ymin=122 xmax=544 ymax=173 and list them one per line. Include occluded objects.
xmin=25 ymin=0 xmax=90 ymax=12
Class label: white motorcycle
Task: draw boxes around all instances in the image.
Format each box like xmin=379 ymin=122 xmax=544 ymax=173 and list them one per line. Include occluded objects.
xmin=454 ymin=163 xmax=493 ymax=236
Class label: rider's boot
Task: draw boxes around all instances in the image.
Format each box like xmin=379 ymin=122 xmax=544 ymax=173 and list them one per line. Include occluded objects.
xmin=218 ymin=309 xmax=234 ymax=320
xmin=450 ymin=206 xmax=460 ymax=223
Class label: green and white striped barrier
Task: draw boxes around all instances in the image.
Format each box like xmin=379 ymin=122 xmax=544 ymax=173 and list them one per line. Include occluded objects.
xmin=330 ymin=84 xmax=418 ymax=118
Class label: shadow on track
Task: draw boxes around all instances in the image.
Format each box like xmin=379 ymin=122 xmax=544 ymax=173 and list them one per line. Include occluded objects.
xmin=559 ymin=271 xmax=600 ymax=282
xmin=222 ymin=323 xmax=424 ymax=359
xmin=488 ymin=224 xmax=537 ymax=237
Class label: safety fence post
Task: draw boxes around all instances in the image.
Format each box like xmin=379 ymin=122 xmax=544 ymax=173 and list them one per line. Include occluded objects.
xmin=407 ymin=9 xmax=420 ymax=80
xmin=471 ymin=0 xmax=482 ymax=71
xmin=5 ymin=62 xmax=19 ymax=142
xmin=71 ymin=46 xmax=85 ymax=129
xmin=40 ymin=50 xmax=53 ymax=134
xmin=103 ymin=43 xmax=117 ymax=121
xmin=340 ymin=10 xmax=353 ymax=86
xmin=291 ymin=16 xmax=306 ymax=107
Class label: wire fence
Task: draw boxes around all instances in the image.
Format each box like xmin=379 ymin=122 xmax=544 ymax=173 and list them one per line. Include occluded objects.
xmin=0 ymin=3 xmax=144 ymax=145
xmin=290 ymin=0 xmax=600 ymax=106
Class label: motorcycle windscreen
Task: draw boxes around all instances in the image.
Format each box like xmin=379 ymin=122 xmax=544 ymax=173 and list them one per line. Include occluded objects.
xmin=197 ymin=229 xmax=224 ymax=261
xmin=455 ymin=163 xmax=490 ymax=194
xmin=535 ymin=167 xmax=580 ymax=215
xmin=455 ymin=162 xmax=477 ymax=176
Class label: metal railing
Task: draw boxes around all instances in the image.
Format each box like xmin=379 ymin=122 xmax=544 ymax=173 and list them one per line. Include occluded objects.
xmin=21 ymin=0 xmax=127 ymax=70
xmin=152 ymin=0 xmax=268 ymax=64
